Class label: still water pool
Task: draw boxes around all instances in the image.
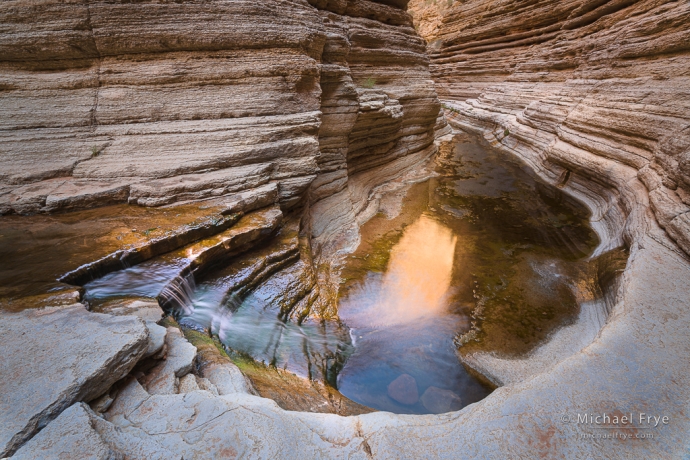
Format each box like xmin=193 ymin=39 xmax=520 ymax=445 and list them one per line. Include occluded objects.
xmin=334 ymin=134 xmax=599 ymax=413
xmin=81 ymin=134 xmax=601 ymax=415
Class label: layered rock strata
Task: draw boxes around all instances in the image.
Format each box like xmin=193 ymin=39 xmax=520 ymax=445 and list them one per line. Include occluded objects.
xmin=7 ymin=251 xmax=690 ymax=459
xmin=0 ymin=0 xmax=443 ymax=316
xmin=0 ymin=0 xmax=449 ymax=456
xmin=405 ymin=0 xmax=690 ymax=456
xmin=4 ymin=0 xmax=690 ymax=459
xmin=410 ymin=0 xmax=690 ymax=257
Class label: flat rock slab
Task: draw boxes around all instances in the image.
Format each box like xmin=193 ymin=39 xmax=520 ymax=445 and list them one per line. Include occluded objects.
xmin=12 ymin=403 xmax=117 ymax=460
xmin=104 ymin=300 xmax=164 ymax=323
xmin=103 ymin=390 xmax=368 ymax=459
xmin=0 ymin=304 xmax=148 ymax=457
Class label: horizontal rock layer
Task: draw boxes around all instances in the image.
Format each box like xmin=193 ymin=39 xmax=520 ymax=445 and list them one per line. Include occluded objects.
xmin=0 ymin=0 xmax=439 ymax=219
xmin=10 ymin=246 xmax=690 ymax=459
xmin=0 ymin=0 xmax=443 ymax=318
xmin=410 ymin=0 xmax=690 ymax=256
xmin=406 ymin=0 xmax=690 ymax=457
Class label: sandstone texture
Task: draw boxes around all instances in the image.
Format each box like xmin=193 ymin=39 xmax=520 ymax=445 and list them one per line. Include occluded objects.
xmin=410 ymin=0 xmax=690 ymax=258
xmin=141 ymin=327 xmax=197 ymax=395
xmin=406 ymin=0 xmax=690 ymax=456
xmin=2 ymin=0 xmax=690 ymax=459
xmin=0 ymin=0 xmax=444 ymax=317
xmin=12 ymin=403 xmax=121 ymax=460
xmin=0 ymin=305 xmax=148 ymax=457
xmin=14 ymin=268 xmax=690 ymax=459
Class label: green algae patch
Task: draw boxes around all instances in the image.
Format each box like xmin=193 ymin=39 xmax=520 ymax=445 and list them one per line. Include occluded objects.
xmin=339 ymin=133 xmax=609 ymax=361
xmin=179 ymin=321 xmax=372 ymax=415
xmin=224 ymin=347 xmax=374 ymax=416
xmin=182 ymin=328 xmax=233 ymax=367
xmin=433 ymin=136 xmax=604 ymax=357
xmin=160 ymin=315 xmax=181 ymax=330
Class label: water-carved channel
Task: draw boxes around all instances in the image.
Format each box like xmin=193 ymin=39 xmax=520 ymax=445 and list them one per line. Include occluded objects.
xmin=75 ymin=134 xmax=610 ymax=414
xmin=333 ymin=133 xmax=607 ymax=413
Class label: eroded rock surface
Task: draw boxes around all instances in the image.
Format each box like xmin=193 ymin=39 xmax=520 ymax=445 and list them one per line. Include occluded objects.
xmin=141 ymin=327 xmax=197 ymax=395
xmin=0 ymin=305 xmax=148 ymax=457
xmin=12 ymin=403 xmax=121 ymax=460
xmin=410 ymin=0 xmax=690 ymax=257
xmin=3 ymin=0 xmax=690 ymax=458
xmin=403 ymin=0 xmax=690 ymax=456
xmin=0 ymin=0 xmax=444 ymax=320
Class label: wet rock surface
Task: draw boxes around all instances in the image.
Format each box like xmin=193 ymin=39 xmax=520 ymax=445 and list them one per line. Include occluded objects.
xmin=420 ymin=387 xmax=462 ymax=414
xmin=0 ymin=0 xmax=689 ymax=458
xmin=409 ymin=0 xmax=690 ymax=258
xmin=0 ymin=0 xmax=443 ymax=342
xmin=0 ymin=199 xmax=239 ymax=306
xmin=4 ymin=250 xmax=689 ymax=459
xmin=404 ymin=1 xmax=690 ymax=456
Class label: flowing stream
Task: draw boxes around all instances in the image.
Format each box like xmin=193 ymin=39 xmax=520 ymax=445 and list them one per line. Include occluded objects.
xmin=79 ymin=134 xmax=604 ymax=415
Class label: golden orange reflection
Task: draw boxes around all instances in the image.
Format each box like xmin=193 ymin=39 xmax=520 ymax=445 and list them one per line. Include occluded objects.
xmin=374 ymin=215 xmax=457 ymax=325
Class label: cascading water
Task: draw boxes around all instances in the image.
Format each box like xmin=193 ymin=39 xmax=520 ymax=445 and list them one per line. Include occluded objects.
xmin=79 ymin=133 xmax=616 ymax=415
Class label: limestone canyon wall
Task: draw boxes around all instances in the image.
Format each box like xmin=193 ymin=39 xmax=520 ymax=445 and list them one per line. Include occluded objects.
xmin=0 ymin=0 xmax=442 ymax=313
xmin=410 ymin=0 xmax=690 ymax=257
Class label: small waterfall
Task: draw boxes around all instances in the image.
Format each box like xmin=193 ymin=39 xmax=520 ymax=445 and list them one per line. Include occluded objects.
xmin=158 ymin=271 xmax=197 ymax=316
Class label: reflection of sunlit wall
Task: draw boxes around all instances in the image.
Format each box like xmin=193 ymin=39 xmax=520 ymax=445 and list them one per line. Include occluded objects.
xmin=345 ymin=215 xmax=457 ymax=327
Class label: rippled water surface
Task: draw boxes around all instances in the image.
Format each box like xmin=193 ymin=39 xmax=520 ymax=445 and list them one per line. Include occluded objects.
xmin=179 ymin=282 xmax=352 ymax=385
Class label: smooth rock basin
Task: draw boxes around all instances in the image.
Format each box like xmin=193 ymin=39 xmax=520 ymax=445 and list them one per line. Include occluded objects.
xmin=336 ymin=134 xmax=604 ymax=414
xmin=79 ymin=135 xmax=608 ymax=416
xmin=2 ymin=130 xmax=688 ymax=457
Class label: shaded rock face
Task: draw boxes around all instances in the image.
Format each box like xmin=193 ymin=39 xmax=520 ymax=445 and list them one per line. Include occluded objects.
xmin=409 ymin=0 xmax=690 ymax=256
xmin=6 ymin=2 xmax=690 ymax=459
xmin=0 ymin=0 xmax=439 ymax=218
xmin=0 ymin=0 xmax=443 ymax=316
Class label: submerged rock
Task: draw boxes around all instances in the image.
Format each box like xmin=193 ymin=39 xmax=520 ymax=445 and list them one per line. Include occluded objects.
xmin=387 ymin=374 xmax=419 ymax=405
xmin=0 ymin=305 xmax=148 ymax=457
xmin=420 ymin=387 xmax=462 ymax=414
